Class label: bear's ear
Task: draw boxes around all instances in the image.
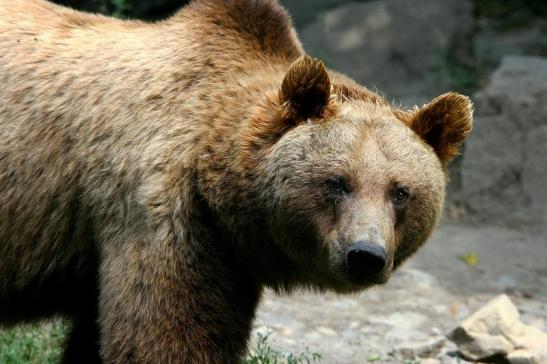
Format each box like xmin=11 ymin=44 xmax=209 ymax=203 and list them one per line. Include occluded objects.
xmin=397 ymin=92 xmax=473 ymax=165
xmin=279 ymin=55 xmax=332 ymax=121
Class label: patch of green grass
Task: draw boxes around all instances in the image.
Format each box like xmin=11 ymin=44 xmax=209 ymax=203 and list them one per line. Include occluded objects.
xmin=403 ymin=360 xmax=421 ymax=364
xmin=367 ymin=353 xmax=381 ymax=362
xmin=243 ymin=331 xmax=322 ymax=364
xmin=0 ymin=320 xmax=67 ymax=364
xmin=1 ymin=323 xmax=321 ymax=364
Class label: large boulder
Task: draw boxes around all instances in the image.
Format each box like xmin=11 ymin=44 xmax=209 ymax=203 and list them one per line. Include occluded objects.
xmin=299 ymin=0 xmax=474 ymax=106
xmin=462 ymin=55 xmax=547 ymax=226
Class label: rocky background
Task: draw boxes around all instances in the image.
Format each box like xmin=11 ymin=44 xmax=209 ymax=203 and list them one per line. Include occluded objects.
xmin=49 ymin=1 xmax=547 ymax=363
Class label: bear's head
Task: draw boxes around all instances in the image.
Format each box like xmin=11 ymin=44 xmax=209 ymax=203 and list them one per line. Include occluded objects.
xmin=238 ymin=56 xmax=473 ymax=292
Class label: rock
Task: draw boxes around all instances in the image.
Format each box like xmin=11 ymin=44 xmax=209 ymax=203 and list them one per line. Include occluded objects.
xmin=449 ymin=294 xmax=547 ymax=362
xmin=439 ymin=356 xmax=470 ymax=364
xmin=508 ymin=348 xmax=547 ymax=364
xmin=450 ymin=294 xmax=517 ymax=358
xmin=420 ymin=359 xmax=442 ymax=364
xmin=299 ymin=0 xmax=473 ymax=106
xmin=279 ymin=0 xmax=354 ymax=28
xmin=396 ymin=336 xmax=446 ymax=359
xmin=462 ymin=55 xmax=547 ymax=227
xmin=473 ymin=18 xmax=547 ymax=79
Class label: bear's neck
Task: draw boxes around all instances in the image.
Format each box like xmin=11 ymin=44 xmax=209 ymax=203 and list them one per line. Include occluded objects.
xmin=193 ymin=61 xmax=308 ymax=288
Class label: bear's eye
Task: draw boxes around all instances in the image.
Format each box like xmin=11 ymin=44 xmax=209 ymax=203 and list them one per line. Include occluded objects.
xmin=392 ymin=187 xmax=410 ymax=206
xmin=326 ymin=177 xmax=349 ymax=195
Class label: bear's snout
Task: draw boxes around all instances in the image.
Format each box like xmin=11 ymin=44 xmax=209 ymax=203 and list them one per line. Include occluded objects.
xmin=346 ymin=241 xmax=386 ymax=279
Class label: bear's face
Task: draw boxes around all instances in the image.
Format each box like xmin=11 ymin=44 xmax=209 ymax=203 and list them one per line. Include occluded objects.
xmin=253 ymin=56 xmax=472 ymax=292
xmin=264 ymin=105 xmax=445 ymax=291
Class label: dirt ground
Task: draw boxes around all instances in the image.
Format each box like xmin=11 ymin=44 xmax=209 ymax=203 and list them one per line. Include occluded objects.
xmin=253 ymin=222 xmax=547 ymax=363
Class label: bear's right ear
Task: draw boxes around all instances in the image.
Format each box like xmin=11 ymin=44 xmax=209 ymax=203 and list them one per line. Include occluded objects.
xmin=396 ymin=92 xmax=473 ymax=166
xmin=279 ymin=55 xmax=333 ymax=121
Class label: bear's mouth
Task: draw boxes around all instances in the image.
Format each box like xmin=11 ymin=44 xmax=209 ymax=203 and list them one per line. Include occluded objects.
xmin=322 ymin=266 xmax=392 ymax=292
xmin=346 ymin=270 xmax=391 ymax=286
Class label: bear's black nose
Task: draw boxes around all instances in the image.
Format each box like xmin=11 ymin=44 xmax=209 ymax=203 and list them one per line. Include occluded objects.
xmin=346 ymin=241 xmax=386 ymax=278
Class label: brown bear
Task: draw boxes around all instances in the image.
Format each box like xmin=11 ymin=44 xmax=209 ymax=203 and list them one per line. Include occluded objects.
xmin=0 ymin=0 xmax=473 ymax=362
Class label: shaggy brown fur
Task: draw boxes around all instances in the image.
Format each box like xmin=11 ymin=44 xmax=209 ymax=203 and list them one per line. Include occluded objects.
xmin=0 ymin=0 xmax=473 ymax=362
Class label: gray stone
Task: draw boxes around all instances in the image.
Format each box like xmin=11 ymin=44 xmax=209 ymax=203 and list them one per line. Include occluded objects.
xmin=299 ymin=0 xmax=473 ymax=106
xmin=473 ymin=19 xmax=547 ymax=79
xmin=396 ymin=336 xmax=446 ymax=359
xmin=508 ymin=348 xmax=547 ymax=364
xmin=279 ymin=0 xmax=355 ymax=28
xmin=420 ymin=359 xmax=442 ymax=364
xmin=462 ymin=55 xmax=547 ymax=226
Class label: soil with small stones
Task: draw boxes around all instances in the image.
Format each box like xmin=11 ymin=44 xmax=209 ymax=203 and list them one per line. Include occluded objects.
xmin=252 ymin=222 xmax=547 ymax=363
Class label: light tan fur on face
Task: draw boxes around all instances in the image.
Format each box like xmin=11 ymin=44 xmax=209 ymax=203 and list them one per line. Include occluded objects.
xmin=0 ymin=0 xmax=472 ymax=361
xmin=259 ymin=99 xmax=452 ymax=291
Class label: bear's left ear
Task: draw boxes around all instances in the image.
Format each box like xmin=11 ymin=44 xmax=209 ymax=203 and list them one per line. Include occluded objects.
xmin=396 ymin=92 xmax=473 ymax=165
xmin=279 ymin=55 xmax=332 ymax=121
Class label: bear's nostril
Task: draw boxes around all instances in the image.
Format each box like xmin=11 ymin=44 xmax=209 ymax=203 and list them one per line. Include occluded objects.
xmin=346 ymin=242 xmax=386 ymax=278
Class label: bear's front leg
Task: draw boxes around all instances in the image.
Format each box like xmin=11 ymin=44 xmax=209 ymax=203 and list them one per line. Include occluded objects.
xmin=98 ymin=235 xmax=260 ymax=363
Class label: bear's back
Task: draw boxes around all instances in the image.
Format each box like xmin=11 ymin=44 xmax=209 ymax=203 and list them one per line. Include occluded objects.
xmin=0 ymin=0 xmax=303 ymax=63
xmin=180 ymin=0 xmax=303 ymax=61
